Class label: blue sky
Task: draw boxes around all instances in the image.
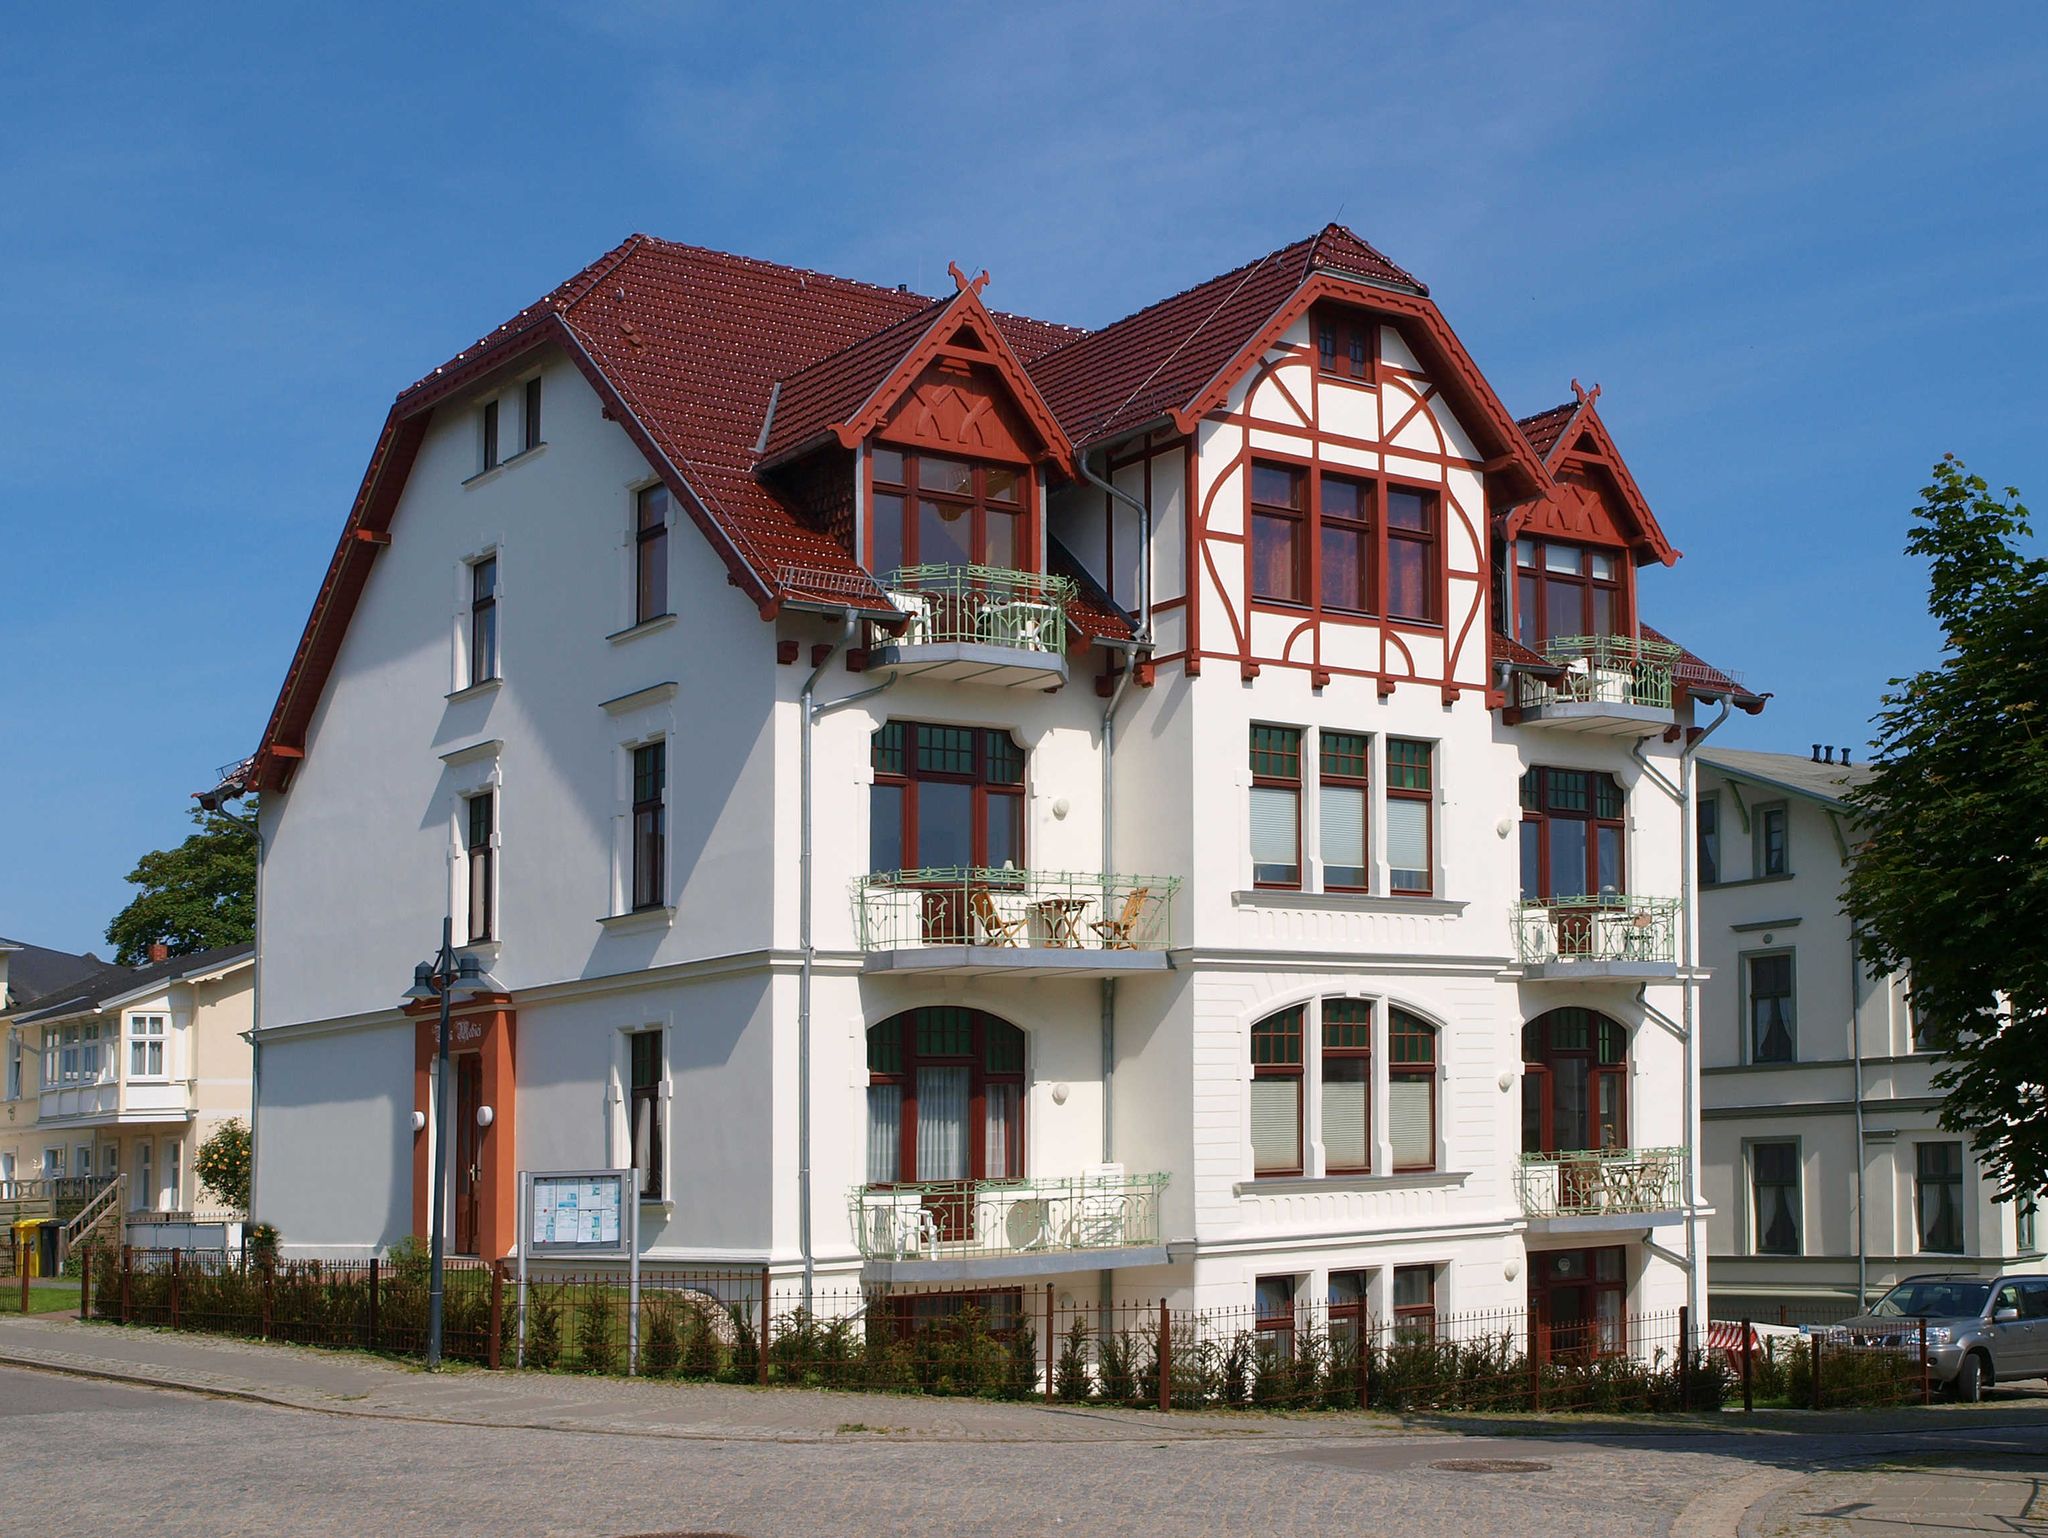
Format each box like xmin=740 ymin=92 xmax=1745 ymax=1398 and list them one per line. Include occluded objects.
xmin=3 ymin=2 xmax=2043 ymax=956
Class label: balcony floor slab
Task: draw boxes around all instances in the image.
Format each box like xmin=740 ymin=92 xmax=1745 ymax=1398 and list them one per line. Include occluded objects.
xmin=1518 ymin=960 xmax=1680 ymax=983
xmin=867 ymin=642 xmax=1068 ymax=691
xmin=1514 ymin=700 xmax=1674 ymax=737
xmin=863 ymin=946 xmax=1170 ymax=978
xmin=1524 ymin=1209 xmax=1687 ymax=1236
xmin=861 ymin=1244 xmax=1169 ymax=1285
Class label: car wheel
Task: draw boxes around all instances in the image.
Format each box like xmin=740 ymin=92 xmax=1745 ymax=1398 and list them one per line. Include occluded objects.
xmin=1952 ymin=1352 xmax=1985 ymax=1403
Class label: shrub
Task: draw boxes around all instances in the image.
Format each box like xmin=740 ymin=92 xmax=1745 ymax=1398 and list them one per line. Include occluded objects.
xmin=523 ymin=1283 xmax=563 ymax=1369
xmin=576 ymin=1284 xmax=620 ymax=1374
xmin=1098 ymin=1328 xmax=1138 ymax=1404
xmin=643 ymin=1297 xmax=682 ymax=1376
xmin=194 ymin=1118 xmax=253 ymax=1211
xmin=1054 ymin=1315 xmax=1093 ymax=1402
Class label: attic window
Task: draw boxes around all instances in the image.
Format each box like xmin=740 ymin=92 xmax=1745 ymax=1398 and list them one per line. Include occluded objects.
xmin=1312 ymin=306 xmax=1375 ymax=384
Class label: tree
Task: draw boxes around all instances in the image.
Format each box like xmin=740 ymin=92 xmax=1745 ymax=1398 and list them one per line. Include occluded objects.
xmin=194 ymin=1117 xmax=252 ymax=1211
xmin=1844 ymin=455 xmax=2048 ymax=1203
xmin=105 ymin=804 xmax=257 ymax=966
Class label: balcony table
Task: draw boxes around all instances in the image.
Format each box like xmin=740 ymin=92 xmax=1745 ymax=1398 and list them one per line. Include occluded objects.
xmin=1031 ymin=897 xmax=1091 ymax=947
xmin=978 ymin=598 xmax=1062 ymax=652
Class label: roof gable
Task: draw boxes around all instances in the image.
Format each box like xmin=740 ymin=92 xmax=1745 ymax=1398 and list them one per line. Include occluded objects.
xmin=1511 ymin=389 xmax=1678 ymax=566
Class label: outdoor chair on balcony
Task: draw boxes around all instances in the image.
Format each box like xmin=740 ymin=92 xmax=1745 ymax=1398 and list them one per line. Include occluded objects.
xmin=978 ymin=596 xmax=1062 ymax=653
xmin=970 ymin=888 xmax=1028 ymax=947
xmin=1089 ymin=886 xmax=1151 ymax=949
xmin=866 ymin=1189 xmax=940 ymax=1260
xmin=887 ymin=589 xmax=934 ymax=646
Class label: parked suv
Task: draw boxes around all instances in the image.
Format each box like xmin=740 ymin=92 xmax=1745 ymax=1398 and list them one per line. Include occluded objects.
xmin=1834 ymin=1273 xmax=2048 ymax=1401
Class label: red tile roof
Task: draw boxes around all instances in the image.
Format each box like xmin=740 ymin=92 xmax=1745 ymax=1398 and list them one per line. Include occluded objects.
xmin=1516 ymin=401 xmax=1580 ymax=460
xmin=1644 ymin=623 xmax=1766 ymax=711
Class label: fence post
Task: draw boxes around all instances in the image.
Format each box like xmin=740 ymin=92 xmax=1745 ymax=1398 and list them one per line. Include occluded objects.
xmin=120 ymin=1245 xmax=132 ymax=1324
xmin=77 ymin=1246 xmax=91 ymax=1321
xmin=488 ymin=1263 xmax=504 ymax=1371
xmin=757 ymin=1266 xmax=771 ymax=1386
xmin=1678 ymin=1304 xmax=1691 ymax=1411
xmin=1809 ymin=1332 xmax=1823 ymax=1411
xmin=1741 ymin=1317 xmax=1753 ymax=1413
xmin=1355 ymin=1316 xmax=1370 ymax=1409
xmin=169 ymin=1249 xmax=182 ymax=1330
xmin=17 ymin=1253 xmax=26 ymax=1315
xmin=1778 ymin=1303 xmax=1788 ymax=1327
xmin=368 ymin=1257 xmax=380 ymax=1350
xmin=1529 ymin=1313 xmax=1544 ymax=1412
xmin=1044 ymin=1282 xmax=1055 ymax=1403
xmin=1919 ymin=1317 xmax=1930 ymax=1407
xmin=1157 ymin=1299 xmax=1172 ymax=1412
xmin=261 ymin=1265 xmax=274 ymax=1340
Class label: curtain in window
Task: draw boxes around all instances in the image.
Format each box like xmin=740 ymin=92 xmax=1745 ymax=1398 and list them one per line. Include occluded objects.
xmin=984 ymin=1082 xmax=1021 ymax=1180
xmin=1250 ymin=1078 xmax=1301 ymax=1174
xmin=915 ymin=1067 xmax=970 ymax=1181
xmin=1249 ymin=787 xmax=1298 ymax=882
xmin=1389 ymin=1075 xmax=1434 ymax=1169
xmin=866 ymin=1085 xmax=901 ymax=1185
xmin=1321 ymin=1058 xmax=1369 ymax=1172
xmin=1386 ymin=800 xmax=1429 ymax=887
xmin=1320 ymin=785 xmax=1366 ymax=887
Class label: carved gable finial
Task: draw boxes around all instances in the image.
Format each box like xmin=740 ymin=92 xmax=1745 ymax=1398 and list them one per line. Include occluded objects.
xmin=1571 ymin=378 xmax=1601 ymax=406
xmin=947 ymin=260 xmax=990 ymax=295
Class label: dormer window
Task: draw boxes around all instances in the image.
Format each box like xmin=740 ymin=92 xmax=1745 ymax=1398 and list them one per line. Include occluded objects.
xmin=1312 ymin=305 xmax=1375 ymax=384
xmin=869 ymin=449 xmax=1031 ymax=575
xmin=1515 ymin=539 xmax=1624 ymax=649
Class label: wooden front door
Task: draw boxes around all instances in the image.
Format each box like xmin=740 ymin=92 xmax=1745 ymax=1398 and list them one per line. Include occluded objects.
xmin=454 ymin=1054 xmax=483 ymax=1255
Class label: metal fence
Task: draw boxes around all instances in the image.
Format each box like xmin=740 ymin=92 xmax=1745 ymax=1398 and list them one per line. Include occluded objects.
xmin=1513 ymin=894 xmax=1680 ymax=966
xmin=1514 ymin=1148 xmax=1686 ymax=1219
xmin=850 ymin=1172 xmax=1167 ymax=1263
xmin=1517 ymin=634 xmax=1681 ymax=711
xmin=853 ymin=868 xmax=1179 ymax=952
xmin=75 ymin=1248 xmax=1930 ymax=1412
xmin=880 ymin=565 xmax=1076 ymax=653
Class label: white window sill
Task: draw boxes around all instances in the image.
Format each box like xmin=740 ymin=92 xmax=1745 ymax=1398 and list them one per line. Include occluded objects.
xmin=462 ymin=441 xmax=547 ymax=488
xmin=608 ymin=614 xmax=677 ymax=645
xmin=446 ymin=678 xmax=503 ymax=704
xmin=598 ymin=906 xmax=675 ymax=935
xmin=1231 ymin=890 xmax=1465 ymax=916
xmin=1234 ymin=1170 xmax=1467 ymax=1196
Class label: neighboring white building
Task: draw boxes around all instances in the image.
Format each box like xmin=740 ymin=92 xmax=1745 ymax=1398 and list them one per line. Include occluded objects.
xmin=235 ymin=228 xmax=1760 ymax=1351
xmin=1698 ymin=746 xmax=2042 ymax=1319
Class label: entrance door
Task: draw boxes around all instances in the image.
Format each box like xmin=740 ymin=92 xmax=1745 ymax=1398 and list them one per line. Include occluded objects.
xmin=453 ymin=1054 xmax=483 ymax=1255
xmin=1529 ymin=1245 xmax=1627 ymax=1363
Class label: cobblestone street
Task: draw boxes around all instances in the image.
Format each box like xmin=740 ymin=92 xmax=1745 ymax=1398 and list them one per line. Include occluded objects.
xmin=2 ymin=1316 xmax=2044 ymax=1535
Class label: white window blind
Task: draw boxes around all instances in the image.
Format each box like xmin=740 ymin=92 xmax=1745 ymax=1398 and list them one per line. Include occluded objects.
xmin=865 ymin=1085 xmax=901 ymax=1184
xmin=1320 ymin=785 xmax=1367 ymax=888
xmin=1250 ymin=786 xmax=1299 ymax=883
xmin=985 ymin=1082 xmax=1020 ymax=1180
xmin=1389 ymin=1076 xmax=1435 ymax=1169
xmin=1386 ymin=800 xmax=1429 ymax=889
xmin=1321 ymin=1058 xmax=1369 ymax=1172
xmin=915 ymin=1067 xmax=970 ymax=1181
xmin=1250 ymin=1078 xmax=1301 ymax=1173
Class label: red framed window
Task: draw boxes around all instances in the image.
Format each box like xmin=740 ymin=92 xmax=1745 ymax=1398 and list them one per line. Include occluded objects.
xmin=1250 ymin=1006 xmax=1304 ymax=1176
xmin=1255 ymin=1274 xmax=1297 ymax=1356
xmin=629 ymin=1029 xmax=662 ymax=1200
xmin=870 ymin=448 xmax=1032 ymax=575
xmin=1521 ymin=1008 xmax=1628 ymax=1156
xmin=1318 ymin=473 xmax=1374 ymax=614
xmin=468 ymin=555 xmax=498 ymax=686
xmin=865 ymin=1008 xmax=1025 ymax=1188
xmin=1515 ymin=538 xmax=1625 ymax=649
xmin=1313 ymin=305 xmax=1376 ymax=384
xmin=635 ymin=484 xmax=670 ymax=625
xmin=886 ymin=1287 xmax=1027 ymax=1341
xmin=1385 ymin=739 xmax=1433 ymax=896
xmin=1321 ymin=999 xmax=1372 ymax=1175
xmin=869 ymin=723 xmax=1025 ymax=873
xmin=1385 ymin=485 xmax=1439 ymax=623
xmin=1389 ymin=1010 xmax=1437 ymax=1173
xmin=1392 ymin=1264 xmax=1437 ymax=1340
xmin=1249 ymin=725 xmax=1302 ymax=888
xmin=1519 ymin=767 xmax=1626 ymax=901
xmin=1328 ymin=1268 xmax=1370 ymax=1346
xmin=1318 ymin=731 xmax=1369 ymax=891
xmin=464 ymin=791 xmax=494 ymax=944
xmin=1250 ymin=462 xmax=1307 ymax=603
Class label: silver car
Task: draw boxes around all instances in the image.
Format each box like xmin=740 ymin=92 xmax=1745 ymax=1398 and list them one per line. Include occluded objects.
xmin=1835 ymin=1273 xmax=2048 ymax=1401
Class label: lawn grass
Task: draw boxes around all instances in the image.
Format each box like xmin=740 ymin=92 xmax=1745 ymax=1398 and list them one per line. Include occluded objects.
xmin=0 ymin=1281 xmax=82 ymax=1314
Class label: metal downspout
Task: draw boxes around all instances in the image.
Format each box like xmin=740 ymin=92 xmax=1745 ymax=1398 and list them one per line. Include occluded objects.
xmin=1850 ymin=922 xmax=1868 ymax=1304
xmin=798 ymin=611 xmax=857 ymax=1310
xmin=1075 ymin=445 xmax=1154 ymax=645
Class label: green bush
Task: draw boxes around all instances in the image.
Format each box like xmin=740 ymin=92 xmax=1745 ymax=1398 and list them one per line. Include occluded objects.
xmin=1098 ymin=1328 xmax=1138 ymax=1403
xmin=522 ymin=1283 xmax=563 ymax=1369
xmin=643 ymin=1297 xmax=682 ymax=1376
xmin=1054 ymin=1315 xmax=1093 ymax=1402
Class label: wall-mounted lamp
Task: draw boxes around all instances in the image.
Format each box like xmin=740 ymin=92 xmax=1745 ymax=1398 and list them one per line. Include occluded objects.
xmin=1051 ymin=797 xmax=1071 ymax=820
xmin=476 ymin=1105 xmax=494 ymax=1128
xmin=412 ymin=1109 xmax=427 ymax=1133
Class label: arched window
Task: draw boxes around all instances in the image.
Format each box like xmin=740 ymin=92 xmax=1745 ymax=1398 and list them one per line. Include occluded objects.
xmin=865 ymin=1009 xmax=1024 ymax=1192
xmin=1389 ymin=1010 xmax=1438 ymax=1172
xmin=1522 ymin=1008 xmax=1628 ymax=1154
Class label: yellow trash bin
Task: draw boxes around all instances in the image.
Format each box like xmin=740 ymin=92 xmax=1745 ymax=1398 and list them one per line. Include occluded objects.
xmin=11 ymin=1219 xmax=41 ymax=1279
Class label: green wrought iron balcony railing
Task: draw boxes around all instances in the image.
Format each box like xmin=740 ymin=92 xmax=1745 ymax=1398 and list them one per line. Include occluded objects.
xmin=851 ymin=1171 xmax=1168 ymax=1263
xmin=1513 ymin=894 xmax=1680 ymax=968
xmin=854 ymin=868 xmax=1179 ymax=953
xmin=1517 ymin=634 xmax=1682 ymax=712
xmin=880 ymin=565 xmax=1077 ymax=655
xmin=1516 ymin=1147 xmax=1686 ymax=1218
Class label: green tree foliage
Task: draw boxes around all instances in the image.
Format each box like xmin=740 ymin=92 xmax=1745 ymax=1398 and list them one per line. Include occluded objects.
xmin=1845 ymin=455 xmax=2048 ymax=1202
xmin=104 ymin=805 xmax=256 ymax=965
xmin=194 ymin=1117 xmax=253 ymax=1211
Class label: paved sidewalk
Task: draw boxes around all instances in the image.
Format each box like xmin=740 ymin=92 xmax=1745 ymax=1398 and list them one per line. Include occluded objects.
xmin=1743 ymin=1451 xmax=2048 ymax=1536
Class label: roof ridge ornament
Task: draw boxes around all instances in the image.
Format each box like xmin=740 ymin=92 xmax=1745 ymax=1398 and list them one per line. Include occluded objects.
xmin=947 ymin=260 xmax=990 ymax=296
xmin=1571 ymin=378 xmax=1602 ymax=406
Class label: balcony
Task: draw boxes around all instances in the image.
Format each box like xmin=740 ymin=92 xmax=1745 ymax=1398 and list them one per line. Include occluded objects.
xmin=867 ymin=565 xmax=1075 ymax=690
xmin=1512 ymin=634 xmax=1680 ymax=736
xmin=1513 ymin=894 xmax=1680 ymax=982
xmin=851 ymin=1170 xmax=1169 ymax=1282
xmin=1516 ymin=1147 xmax=1687 ymax=1234
xmin=853 ymin=868 xmax=1180 ymax=976
xmin=0 ymin=1176 xmax=116 ymax=1227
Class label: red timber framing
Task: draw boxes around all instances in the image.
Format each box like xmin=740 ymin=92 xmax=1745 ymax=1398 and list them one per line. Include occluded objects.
xmin=1505 ymin=388 xmax=1678 ymax=571
xmin=410 ymin=998 xmax=517 ymax=1261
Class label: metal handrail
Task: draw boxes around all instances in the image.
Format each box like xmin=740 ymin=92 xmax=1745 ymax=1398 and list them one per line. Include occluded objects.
xmin=852 ymin=867 xmax=1180 ymax=952
xmin=880 ymin=565 xmax=1076 ymax=654
xmin=1515 ymin=1147 xmax=1686 ymax=1217
xmin=850 ymin=1171 xmax=1168 ymax=1262
xmin=1522 ymin=634 xmax=1680 ymax=710
xmin=1513 ymin=894 xmax=1680 ymax=965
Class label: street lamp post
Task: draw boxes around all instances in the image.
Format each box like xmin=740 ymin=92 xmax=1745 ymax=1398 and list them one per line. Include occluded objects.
xmin=405 ymin=917 xmax=490 ymax=1371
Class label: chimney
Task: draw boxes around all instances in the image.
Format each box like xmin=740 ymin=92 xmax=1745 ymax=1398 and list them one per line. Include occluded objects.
xmin=1824 ymin=746 xmax=1836 ymax=764
xmin=1840 ymin=748 xmax=1851 ymax=766
xmin=147 ymin=942 xmax=169 ymax=964
xmin=1812 ymin=744 xmax=1822 ymax=762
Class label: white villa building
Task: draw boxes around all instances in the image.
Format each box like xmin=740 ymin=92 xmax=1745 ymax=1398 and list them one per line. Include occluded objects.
xmin=233 ymin=228 xmax=1762 ymax=1350
xmin=1698 ymin=747 xmax=2042 ymax=1319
